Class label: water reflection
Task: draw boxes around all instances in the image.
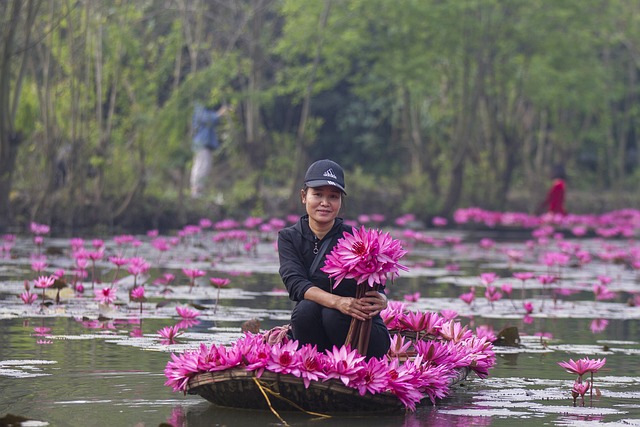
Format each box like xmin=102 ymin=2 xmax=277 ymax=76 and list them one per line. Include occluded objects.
xmin=182 ymin=386 xmax=495 ymax=427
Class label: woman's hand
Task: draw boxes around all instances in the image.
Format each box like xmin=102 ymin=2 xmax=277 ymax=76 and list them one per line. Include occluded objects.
xmin=335 ymin=290 xmax=388 ymax=321
xmin=360 ymin=290 xmax=388 ymax=318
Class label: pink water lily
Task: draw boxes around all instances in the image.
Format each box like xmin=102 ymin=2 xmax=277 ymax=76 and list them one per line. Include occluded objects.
xmin=95 ymin=286 xmax=118 ymax=305
xmin=542 ymin=251 xmax=570 ymax=268
xmin=175 ymin=318 xmax=199 ymax=329
xmin=240 ymin=334 xmax=271 ymax=377
xmin=475 ymin=325 xmax=496 ymax=342
xmin=210 ymin=277 xmax=231 ymax=313
xmin=33 ymin=326 xmax=52 ymax=336
xmin=158 ymin=325 xmax=182 ymax=344
xmin=266 ymin=340 xmax=301 ymax=376
xmin=380 ymin=301 xmax=407 ymax=329
xmin=130 ymin=286 xmax=146 ymax=313
xmin=413 ymin=360 xmax=452 ymax=404
xmin=176 ymin=306 xmax=200 ymax=319
xmin=31 ymin=260 xmax=48 ymax=274
xmin=34 ymin=275 xmax=55 ymax=289
xmin=484 ymin=285 xmax=503 ymax=305
xmin=558 ymin=357 xmax=606 ymax=376
xmin=523 ymin=301 xmax=534 ymax=314
xmin=432 ymin=216 xmax=448 ymax=227
xmin=321 ymin=226 xmax=408 ymax=288
xmin=500 ymin=283 xmax=512 ymax=295
xmin=572 ymin=380 xmax=591 ymax=407
xmin=457 ymin=336 xmax=496 ymax=379
xmin=385 ymin=357 xmax=425 ymax=411
xmin=75 ymin=255 xmax=88 ymax=270
xmin=30 ymin=222 xmax=50 ymax=235
xmin=182 ymin=268 xmax=206 ymax=292
xmin=80 ymin=240 xmax=96 ymax=251
xmin=593 ymin=283 xmax=616 ymax=301
xmin=479 ymin=238 xmax=495 ymax=249
xmin=480 ymin=272 xmax=498 ymax=285
xmin=127 ymin=257 xmax=150 ymax=278
xmin=152 ymin=237 xmax=170 ymax=253
xmin=597 ymin=275 xmax=612 ymax=285
xmin=505 ymin=249 xmax=524 ymax=263
xmin=387 ymin=334 xmax=412 ymax=358
xmin=459 ymin=288 xmax=475 ymax=305
xmin=130 ymin=286 xmax=145 ymax=300
xmin=295 ymin=344 xmax=327 ymax=388
xmin=196 ymin=342 xmax=242 ymax=372
xmin=440 ymin=310 xmax=458 ymax=321
xmin=87 ymin=250 xmax=103 ymax=261
xmin=538 ymin=274 xmax=557 ymax=285
xmin=398 ymin=311 xmax=442 ymax=336
xmin=209 ymin=277 xmax=230 ymax=288
xmin=353 ymin=356 xmax=390 ymax=396
xmin=590 ymin=318 xmax=609 ymax=333
xmin=324 ymin=345 xmax=365 ymax=387
xmin=164 ymin=350 xmax=201 ymax=392
xmin=414 ymin=339 xmax=456 ymax=367
xmin=438 ymin=320 xmax=472 ymax=343
xmin=20 ymin=290 xmax=38 ymax=305
xmin=34 ymin=275 xmax=56 ymax=305
xmin=513 ymin=272 xmax=534 ymax=281
xmin=403 ymin=291 xmax=420 ymax=302
xmin=513 ymin=271 xmax=535 ymax=299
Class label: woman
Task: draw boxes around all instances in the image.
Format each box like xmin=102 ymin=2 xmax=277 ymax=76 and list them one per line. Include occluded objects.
xmin=539 ymin=164 xmax=567 ymax=216
xmin=277 ymin=159 xmax=391 ymax=358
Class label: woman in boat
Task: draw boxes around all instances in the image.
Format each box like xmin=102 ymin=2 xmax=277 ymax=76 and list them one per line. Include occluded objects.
xmin=277 ymin=159 xmax=391 ymax=358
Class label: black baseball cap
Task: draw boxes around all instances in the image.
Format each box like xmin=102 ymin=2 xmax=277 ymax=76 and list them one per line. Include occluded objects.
xmin=304 ymin=159 xmax=346 ymax=194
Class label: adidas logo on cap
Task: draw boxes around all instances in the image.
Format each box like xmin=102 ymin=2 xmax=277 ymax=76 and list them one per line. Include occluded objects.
xmin=323 ymin=168 xmax=338 ymax=180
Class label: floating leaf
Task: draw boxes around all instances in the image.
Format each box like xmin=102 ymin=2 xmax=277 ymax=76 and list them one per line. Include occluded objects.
xmin=190 ymin=302 xmax=208 ymax=310
xmin=156 ymin=300 xmax=171 ymax=308
xmin=0 ymin=413 xmax=33 ymax=425
xmin=493 ymin=326 xmax=521 ymax=347
xmin=52 ymin=278 xmax=67 ymax=289
xmin=241 ymin=318 xmax=260 ymax=333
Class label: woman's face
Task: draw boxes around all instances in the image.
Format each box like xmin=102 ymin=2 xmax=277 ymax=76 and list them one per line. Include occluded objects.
xmin=301 ymin=185 xmax=342 ymax=226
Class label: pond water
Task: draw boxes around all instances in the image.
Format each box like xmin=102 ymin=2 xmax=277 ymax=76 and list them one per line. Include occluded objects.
xmin=1 ymin=224 xmax=640 ymax=426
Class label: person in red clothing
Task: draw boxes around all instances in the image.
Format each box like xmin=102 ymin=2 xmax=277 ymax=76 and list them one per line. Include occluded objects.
xmin=539 ymin=164 xmax=567 ymax=215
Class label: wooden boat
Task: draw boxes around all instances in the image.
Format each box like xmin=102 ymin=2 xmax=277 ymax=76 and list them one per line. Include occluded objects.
xmin=186 ymin=365 xmax=471 ymax=414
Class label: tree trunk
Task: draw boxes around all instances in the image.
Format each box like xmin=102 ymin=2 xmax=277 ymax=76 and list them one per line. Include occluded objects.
xmin=440 ymin=22 xmax=480 ymax=217
xmin=0 ymin=0 xmax=41 ymax=232
xmin=402 ymin=88 xmax=441 ymax=197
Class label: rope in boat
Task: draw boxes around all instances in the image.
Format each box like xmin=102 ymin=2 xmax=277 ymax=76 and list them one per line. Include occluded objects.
xmin=252 ymin=377 xmax=332 ymax=423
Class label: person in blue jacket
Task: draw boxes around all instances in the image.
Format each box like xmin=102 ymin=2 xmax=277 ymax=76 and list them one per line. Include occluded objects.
xmin=277 ymin=159 xmax=390 ymax=358
xmin=189 ymin=102 xmax=229 ymax=198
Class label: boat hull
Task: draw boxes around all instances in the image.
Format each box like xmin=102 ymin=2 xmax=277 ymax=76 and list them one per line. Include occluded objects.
xmin=187 ymin=366 xmax=471 ymax=413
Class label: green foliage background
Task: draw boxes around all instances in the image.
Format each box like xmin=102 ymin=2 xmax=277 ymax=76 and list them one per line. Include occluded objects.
xmin=2 ymin=0 xmax=640 ymax=233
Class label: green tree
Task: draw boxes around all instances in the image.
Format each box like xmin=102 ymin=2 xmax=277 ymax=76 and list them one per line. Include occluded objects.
xmin=0 ymin=0 xmax=42 ymax=232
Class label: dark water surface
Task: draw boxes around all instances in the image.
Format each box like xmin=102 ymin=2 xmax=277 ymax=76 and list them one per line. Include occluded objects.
xmin=1 ymin=229 xmax=640 ymax=426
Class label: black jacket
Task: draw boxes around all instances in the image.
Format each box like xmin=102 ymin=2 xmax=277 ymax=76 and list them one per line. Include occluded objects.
xmin=278 ymin=215 xmax=360 ymax=302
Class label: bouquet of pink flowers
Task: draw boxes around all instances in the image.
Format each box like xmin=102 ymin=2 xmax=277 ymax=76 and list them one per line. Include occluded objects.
xmin=321 ymin=225 xmax=408 ymax=288
xmin=321 ymin=226 xmax=408 ymax=355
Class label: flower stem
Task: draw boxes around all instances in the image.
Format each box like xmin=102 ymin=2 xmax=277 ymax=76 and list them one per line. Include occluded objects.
xmin=344 ymin=285 xmax=374 ymax=356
